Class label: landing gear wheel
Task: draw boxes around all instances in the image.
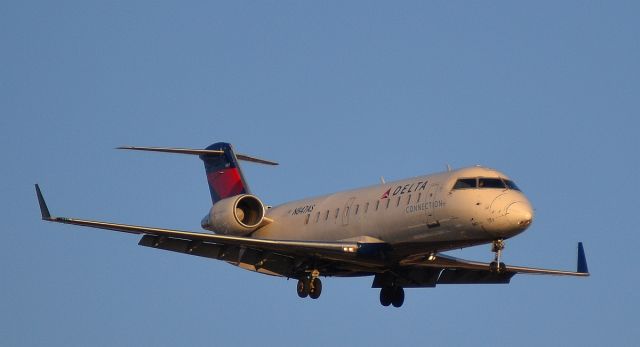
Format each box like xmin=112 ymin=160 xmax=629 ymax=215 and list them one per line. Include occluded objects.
xmin=391 ymin=287 xmax=405 ymax=308
xmin=379 ymin=287 xmax=392 ymax=307
xmin=499 ymin=262 xmax=506 ymax=273
xmin=296 ymin=278 xmax=310 ymax=298
xmin=309 ymin=278 xmax=322 ymax=299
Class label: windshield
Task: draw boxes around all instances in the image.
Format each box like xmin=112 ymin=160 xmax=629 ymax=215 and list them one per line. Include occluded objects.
xmin=452 ymin=177 xmax=521 ymax=191
xmin=478 ymin=178 xmax=506 ymax=189
xmin=504 ymin=179 xmax=521 ymax=191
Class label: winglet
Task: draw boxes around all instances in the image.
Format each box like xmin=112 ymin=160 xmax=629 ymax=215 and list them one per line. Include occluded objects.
xmin=35 ymin=184 xmax=52 ymax=220
xmin=577 ymin=242 xmax=589 ymax=275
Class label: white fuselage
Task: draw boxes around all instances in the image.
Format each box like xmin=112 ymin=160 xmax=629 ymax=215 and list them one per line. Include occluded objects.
xmin=251 ymin=166 xmax=533 ymax=250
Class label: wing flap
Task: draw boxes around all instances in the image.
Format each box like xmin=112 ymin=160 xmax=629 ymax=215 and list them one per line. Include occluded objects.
xmin=138 ymin=235 xmax=295 ymax=276
xmin=437 ymin=269 xmax=515 ymax=284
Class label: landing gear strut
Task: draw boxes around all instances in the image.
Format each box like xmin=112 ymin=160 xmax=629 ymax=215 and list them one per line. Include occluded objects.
xmin=490 ymin=239 xmax=507 ymax=273
xmin=379 ymin=286 xmax=404 ymax=308
xmin=296 ymin=269 xmax=322 ymax=300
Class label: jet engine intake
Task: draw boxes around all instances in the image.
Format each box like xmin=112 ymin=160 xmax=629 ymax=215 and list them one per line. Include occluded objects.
xmin=202 ymin=194 xmax=265 ymax=235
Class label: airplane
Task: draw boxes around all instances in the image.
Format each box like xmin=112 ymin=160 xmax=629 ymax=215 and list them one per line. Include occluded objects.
xmin=35 ymin=142 xmax=589 ymax=308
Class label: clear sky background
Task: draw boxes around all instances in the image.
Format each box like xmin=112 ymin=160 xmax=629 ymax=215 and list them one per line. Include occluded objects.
xmin=2 ymin=1 xmax=638 ymax=346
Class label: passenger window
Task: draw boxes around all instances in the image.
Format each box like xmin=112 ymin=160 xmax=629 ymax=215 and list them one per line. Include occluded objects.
xmin=364 ymin=202 xmax=369 ymax=213
xmin=304 ymin=214 xmax=310 ymax=225
xmin=453 ymin=178 xmax=476 ymax=189
xmin=396 ymin=196 xmax=401 ymax=207
xmin=315 ymin=212 xmax=320 ymax=223
xmin=324 ymin=210 xmax=329 ymax=221
xmin=355 ymin=204 xmax=359 ymax=215
xmin=375 ymin=200 xmax=380 ymax=211
xmin=335 ymin=208 xmax=340 ymax=219
xmin=478 ymin=178 xmax=506 ymax=189
xmin=385 ymin=199 xmax=390 ymax=209
xmin=345 ymin=206 xmax=350 ymax=216
xmin=417 ymin=193 xmax=421 ymax=202
xmin=407 ymin=194 xmax=412 ymax=205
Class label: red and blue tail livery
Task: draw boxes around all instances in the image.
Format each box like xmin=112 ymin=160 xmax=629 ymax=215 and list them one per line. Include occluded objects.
xmin=200 ymin=142 xmax=250 ymax=204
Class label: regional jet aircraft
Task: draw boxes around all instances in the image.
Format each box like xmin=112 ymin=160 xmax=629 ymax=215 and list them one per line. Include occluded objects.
xmin=35 ymin=142 xmax=589 ymax=307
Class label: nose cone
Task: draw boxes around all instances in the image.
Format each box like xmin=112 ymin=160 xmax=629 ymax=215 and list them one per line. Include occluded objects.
xmin=507 ymin=201 xmax=534 ymax=230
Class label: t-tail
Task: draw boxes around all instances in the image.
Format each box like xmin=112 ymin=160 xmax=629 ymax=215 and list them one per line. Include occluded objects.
xmin=117 ymin=142 xmax=278 ymax=204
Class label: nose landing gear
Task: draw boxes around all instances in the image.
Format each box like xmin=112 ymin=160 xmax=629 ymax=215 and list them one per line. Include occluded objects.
xmin=490 ymin=239 xmax=507 ymax=273
xmin=296 ymin=269 xmax=322 ymax=300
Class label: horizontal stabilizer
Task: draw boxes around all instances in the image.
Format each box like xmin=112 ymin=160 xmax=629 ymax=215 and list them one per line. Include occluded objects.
xmin=117 ymin=146 xmax=278 ymax=165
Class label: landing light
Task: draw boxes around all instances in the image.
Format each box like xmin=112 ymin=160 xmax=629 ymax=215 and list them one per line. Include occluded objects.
xmin=427 ymin=253 xmax=436 ymax=261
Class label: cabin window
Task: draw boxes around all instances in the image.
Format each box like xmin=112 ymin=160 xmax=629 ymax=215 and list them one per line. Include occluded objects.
xmin=375 ymin=200 xmax=380 ymax=211
xmin=335 ymin=208 xmax=340 ymax=219
xmin=324 ymin=210 xmax=329 ymax=221
xmin=304 ymin=214 xmax=310 ymax=225
xmin=345 ymin=206 xmax=350 ymax=216
xmin=315 ymin=212 xmax=320 ymax=223
xmin=453 ymin=178 xmax=476 ymax=189
xmin=478 ymin=178 xmax=506 ymax=189
xmin=364 ymin=202 xmax=369 ymax=213
xmin=385 ymin=199 xmax=390 ymax=209
xmin=354 ymin=204 xmax=359 ymax=215
xmin=396 ymin=196 xmax=401 ymax=207
xmin=417 ymin=192 xmax=422 ymax=202
xmin=407 ymin=194 xmax=412 ymax=205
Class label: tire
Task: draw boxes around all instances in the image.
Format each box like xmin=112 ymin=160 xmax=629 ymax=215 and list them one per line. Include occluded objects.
xmin=490 ymin=261 xmax=498 ymax=273
xmin=499 ymin=262 xmax=506 ymax=273
xmin=309 ymin=278 xmax=322 ymax=299
xmin=391 ymin=287 xmax=404 ymax=308
xmin=297 ymin=279 xmax=309 ymax=298
xmin=379 ymin=287 xmax=392 ymax=307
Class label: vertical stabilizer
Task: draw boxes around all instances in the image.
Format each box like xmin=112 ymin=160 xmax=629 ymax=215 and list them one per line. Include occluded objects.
xmin=200 ymin=142 xmax=250 ymax=204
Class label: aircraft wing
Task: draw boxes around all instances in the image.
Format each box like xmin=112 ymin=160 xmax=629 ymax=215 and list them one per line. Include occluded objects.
xmin=35 ymin=185 xmax=386 ymax=277
xmin=399 ymin=244 xmax=589 ymax=277
xmin=372 ymin=244 xmax=590 ymax=288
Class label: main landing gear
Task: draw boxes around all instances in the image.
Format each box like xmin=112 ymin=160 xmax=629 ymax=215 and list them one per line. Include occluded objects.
xmin=296 ymin=270 xmax=322 ymax=300
xmin=490 ymin=239 xmax=507 ymax=273
xmin=379 ymin=286 xmax=404 ymax=308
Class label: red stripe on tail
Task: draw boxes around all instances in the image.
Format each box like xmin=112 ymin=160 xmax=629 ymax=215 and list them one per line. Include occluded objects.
xmin=207 ymin=168 xmax=246 ymax=199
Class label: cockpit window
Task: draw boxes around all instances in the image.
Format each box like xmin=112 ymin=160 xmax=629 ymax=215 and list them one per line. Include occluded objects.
xmin=478 ymin=178 xmax=506 ymax=189
xmin=453 ymin=177 xmax=521 ymax=191
xmin=504 ymin=179 xmax=521 ymax=191
xmin=453 ymin=178 xmax=476 ymax=189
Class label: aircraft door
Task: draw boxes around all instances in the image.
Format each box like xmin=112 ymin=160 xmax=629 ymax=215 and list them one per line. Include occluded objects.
xmin=424 ymin=183 xmax=442 ymax=227
xmin=342 ymin=197 xmax=356 ymax=226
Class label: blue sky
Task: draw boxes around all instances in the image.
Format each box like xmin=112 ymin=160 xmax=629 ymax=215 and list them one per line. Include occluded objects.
xmin=2 ymin=1 xmax=638 ymax=346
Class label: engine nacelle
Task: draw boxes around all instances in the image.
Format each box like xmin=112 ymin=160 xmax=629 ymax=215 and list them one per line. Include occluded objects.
xmin=201 ymin=194 xmax=265 ymax=235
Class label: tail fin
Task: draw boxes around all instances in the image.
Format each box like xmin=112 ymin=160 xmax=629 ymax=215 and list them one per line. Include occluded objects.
xmin=200 ymin=142 xmax=250 ymax=204
xmin=117 ymin=142 xmax=277 ymax=205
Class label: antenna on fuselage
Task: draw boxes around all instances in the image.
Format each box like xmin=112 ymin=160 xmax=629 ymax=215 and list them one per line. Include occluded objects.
xmin=446 ymin=164 xmax=452 ymax=172
xmin=380 ymin=176 xmax=386 ymax=184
